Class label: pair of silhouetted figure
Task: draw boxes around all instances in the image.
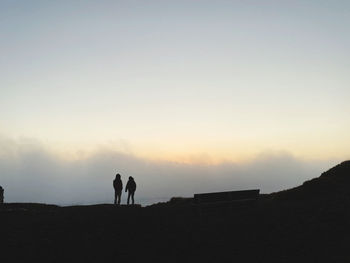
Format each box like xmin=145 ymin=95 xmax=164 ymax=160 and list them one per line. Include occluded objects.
xmin=113 ymin=174 xmax=137 ymax=205
xmin=0 ymin=186 xmax=4 ymax=204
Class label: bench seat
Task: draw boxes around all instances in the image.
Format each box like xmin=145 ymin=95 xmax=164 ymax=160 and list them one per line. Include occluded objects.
xmin=193 ymin=189 xmax=260 ymax=214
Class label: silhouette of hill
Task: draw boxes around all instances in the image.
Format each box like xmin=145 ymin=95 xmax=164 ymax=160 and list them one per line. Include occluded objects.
xmin=1 ymin=161 xmax=350 ymax=262
xmin=0 ymin=202 xmax=58 ymax=212
xmin=273 ymin=160 xmax=350 ymax=201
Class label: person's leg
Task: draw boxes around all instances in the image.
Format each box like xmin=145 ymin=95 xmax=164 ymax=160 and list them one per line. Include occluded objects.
xmin=127 ymin=192 xmax=130 ymax=205
xmin=117 ymin=192 xmax=121 ymax=205
xmin=131 ymin=192 xmax=135 ymax=205
xmin=114 ymin=191 xmax=117 ymax=205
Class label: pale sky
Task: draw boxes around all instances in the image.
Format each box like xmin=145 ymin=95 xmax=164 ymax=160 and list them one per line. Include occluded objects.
xmin=1 ymin=0 xmax=350 ymax=163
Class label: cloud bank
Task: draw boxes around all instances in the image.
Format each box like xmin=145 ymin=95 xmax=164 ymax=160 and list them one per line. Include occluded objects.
xmin=0 ymin=137 xmax=340 ymax=205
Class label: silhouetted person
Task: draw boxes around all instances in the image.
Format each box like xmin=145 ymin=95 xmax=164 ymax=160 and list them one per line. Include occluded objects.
xmin=125 ymin=176 xmax=136 ymax=205
xmin=113 ymin=174 xmax=123 ymax=205
xmin=0 ymin=186 xmax=3 ymax=204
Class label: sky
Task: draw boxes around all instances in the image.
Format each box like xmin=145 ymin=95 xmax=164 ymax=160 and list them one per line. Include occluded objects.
xmin=0 ymin=1 xmax=349 ymax=204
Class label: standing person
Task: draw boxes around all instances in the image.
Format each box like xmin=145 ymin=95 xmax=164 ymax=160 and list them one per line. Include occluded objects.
xmin=125 ymin=176 xmax=136 ymax=205
xmin=113 ymin=174 xmax=123 ymax=205
xmin=0 ymin=186 xmax=4 ymax=204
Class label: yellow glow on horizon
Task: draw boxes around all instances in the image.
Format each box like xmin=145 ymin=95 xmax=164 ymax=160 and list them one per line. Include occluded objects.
xmin=42 ymin=135 xmax=350 ymax=165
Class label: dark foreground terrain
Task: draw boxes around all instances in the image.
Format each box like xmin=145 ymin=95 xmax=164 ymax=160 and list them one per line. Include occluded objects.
xmin=1 ymin=161 xmax=350 ymax=263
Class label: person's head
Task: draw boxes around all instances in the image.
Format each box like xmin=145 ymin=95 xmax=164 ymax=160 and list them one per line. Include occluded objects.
xmin=129 ymin=176 xmax=133 ymax=181
xmin=116 ymin=173 xmax=121 ymax=179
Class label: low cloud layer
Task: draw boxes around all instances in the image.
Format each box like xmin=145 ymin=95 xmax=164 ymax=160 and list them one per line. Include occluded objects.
xmin=0 ymin=137 xmax=341 ymax=205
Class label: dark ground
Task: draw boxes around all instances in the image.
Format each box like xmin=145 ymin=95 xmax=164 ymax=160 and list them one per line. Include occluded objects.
xmin=1 ymin=161 xmax=350 ymax=263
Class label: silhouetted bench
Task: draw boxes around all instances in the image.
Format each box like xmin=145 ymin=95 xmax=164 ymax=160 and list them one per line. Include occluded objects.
xmin=193 ymin=189 xmax=260 ymax=214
